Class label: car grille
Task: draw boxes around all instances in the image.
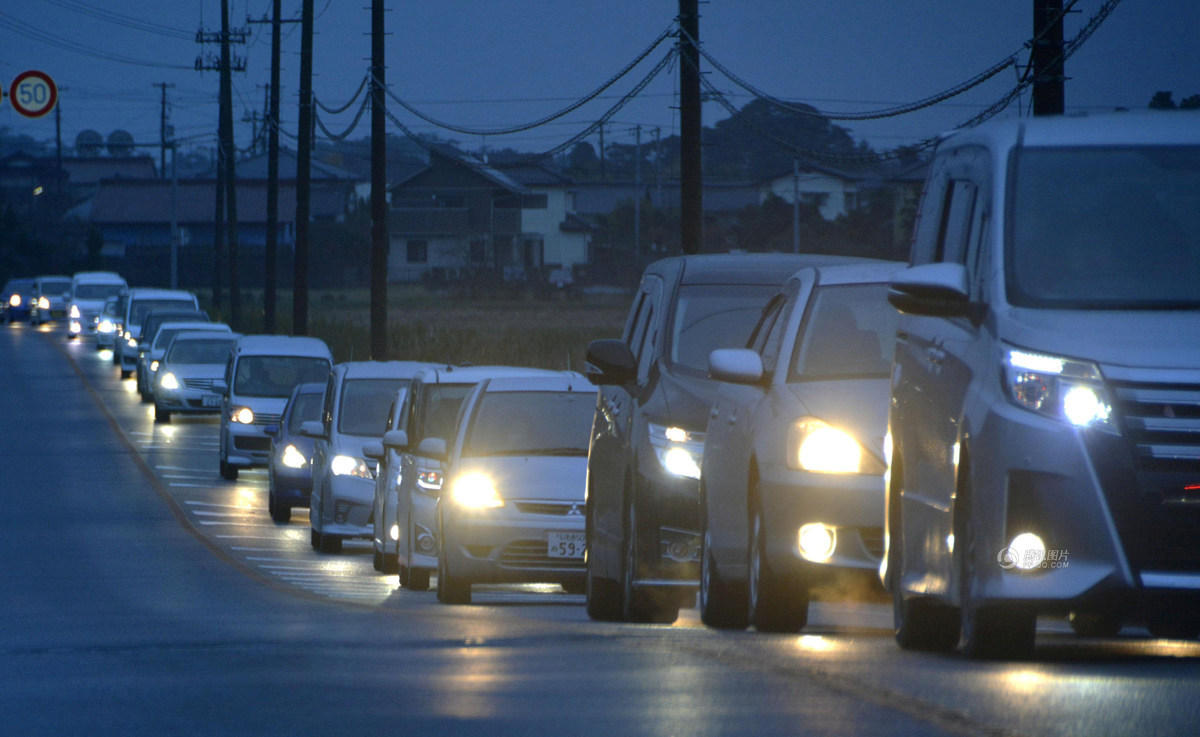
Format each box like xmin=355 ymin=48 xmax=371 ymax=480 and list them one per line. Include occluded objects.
xmin=234 ymin=435 xmax=271 ymax=452
xmin=1106 ymin=374 xmax=1200 ymax=571
xmin=513 ymin=501 xmax=583 ymax=516
xmin=253 ymin=412 xmax=282 ymax=426
xmin=184 ymin=378 xmax=215 ymax=390
xmin=498 ymin=540 xmax=584 ymax=570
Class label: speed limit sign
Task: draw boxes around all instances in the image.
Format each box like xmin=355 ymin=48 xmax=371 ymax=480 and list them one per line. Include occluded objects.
xmin=9 ymin=71 xmax=58 ymax=119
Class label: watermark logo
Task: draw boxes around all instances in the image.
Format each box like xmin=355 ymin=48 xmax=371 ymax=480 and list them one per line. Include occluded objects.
xmin=997 ymin=545 xmax=1070 ymax=570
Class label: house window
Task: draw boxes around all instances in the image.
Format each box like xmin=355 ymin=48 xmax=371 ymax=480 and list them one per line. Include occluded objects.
xmin=407 ymin=240 xmax=428 ymax=264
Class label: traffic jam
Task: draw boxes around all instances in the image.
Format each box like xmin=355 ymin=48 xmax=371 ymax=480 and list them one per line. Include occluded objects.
xmin=4 ymin=112 xmax=1200 ymax=662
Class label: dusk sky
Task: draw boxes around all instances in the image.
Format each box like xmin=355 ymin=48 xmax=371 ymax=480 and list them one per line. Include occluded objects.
xmin=1 ymin=1 xmax=1196 ymax=164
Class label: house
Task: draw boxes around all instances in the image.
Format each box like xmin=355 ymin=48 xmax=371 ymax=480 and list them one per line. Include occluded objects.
xmin=493 ymin=160 xmax=594 ymax=277
xmin=757 ymin=161 xmax=861 ymax=221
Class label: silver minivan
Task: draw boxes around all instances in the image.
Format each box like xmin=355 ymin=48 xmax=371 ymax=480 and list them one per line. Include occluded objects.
xmin=884 ymin=111 xmax=1200 ymax=658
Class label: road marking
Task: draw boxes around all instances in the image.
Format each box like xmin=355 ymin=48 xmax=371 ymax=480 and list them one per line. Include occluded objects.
xmin=186 ymin=501 xmax=259 ymax=510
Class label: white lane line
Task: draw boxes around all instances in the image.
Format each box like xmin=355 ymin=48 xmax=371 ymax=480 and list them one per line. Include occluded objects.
xmin=231 ymin=546 xmax=294 ymax=552
xmin=170 ymin=483 xmax=216 ymax=488
xmin=156 ymin=465 xmax=211 ymax=472
xmin=197 ymin=520 xmax=275 ymax=527
xmin=193 ymin=510 xmax=260 ymax=518
xmin=162 ymin=473 xmax=212 ymax=480
xmin=186 ymin=501 xmax=258 ymax=510
xmin=217 ymin=534 xmax=303 ymax=540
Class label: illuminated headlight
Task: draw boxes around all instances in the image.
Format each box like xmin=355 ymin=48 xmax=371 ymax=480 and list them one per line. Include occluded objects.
xmin=97 ymin=319 xmax=115 ymax=334
xmin=37 ymin=296 xmax=50 ymax=310
xmin=126 ymin=337 xmax=138 ymax=349
xmin=8 ymin=294 xmax=19 ymax=307
xmin=1004 ymin=347 xmax=1115 ymax=432
xmin=647 ymin=422 xmax=704 ymax=479
xmin=231 ymin=407 xmax=255 ymax=424
xmin=280 ymin=443 xmax=308 ymax=469
xmin=69 ymin=304 xmax=81 ymax=319
xmin=149 ymin=360 xmax=160 ymax=372
xmin=416 ymin=469 xmax=443 ymax=491
xmin=449 ymin=473 xmax=503 ymax=509
xmin=159 ymin=372 xmax=180 ymax=391
xmin=787 ymin=418 xmax=883 ymax=474
xmin=1002 ymin=532 xmax=1046 ymax=571
xmin=798 ymin=523 xmax=837 ymax=563
xmin=330 ymin=454 xmax=372 ymax=479
xmin=69 ymin=320 xmax=81 ymax=334
xmin=124 ymin=330 xmax=132 ymax=341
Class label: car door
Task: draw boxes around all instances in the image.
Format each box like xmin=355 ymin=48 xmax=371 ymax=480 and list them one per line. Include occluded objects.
xmin=310 ymin=372 xmax=339 ymax=527
xmin=395 ymin=381 xmax=425 ymax=567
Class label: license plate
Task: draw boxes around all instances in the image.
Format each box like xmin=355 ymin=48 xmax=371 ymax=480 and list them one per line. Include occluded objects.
xmin=201 ymin=393 xmax=222 ymax=408
xmin=547 ymin=531 xmax=586 ymax=559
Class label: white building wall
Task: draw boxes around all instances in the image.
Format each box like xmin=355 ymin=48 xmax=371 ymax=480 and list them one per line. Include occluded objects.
xmin=761 ymin=172 xmax=856 ymax=221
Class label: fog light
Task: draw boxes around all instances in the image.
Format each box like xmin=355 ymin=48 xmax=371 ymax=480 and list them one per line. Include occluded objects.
xmin=417 ymin=532 xmax=436 ymax=553
xmin=389 ymin=524 xmax=400 ymax=541
xmin=1004 ymin=532 xmax=1046 ymax=571
xmin=69 ymin=320 xmax=81 ymax=334
xmin=798 ymin=523 xmax=836 ymax=563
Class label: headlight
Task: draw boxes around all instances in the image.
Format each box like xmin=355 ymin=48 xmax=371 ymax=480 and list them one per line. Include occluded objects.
xmin=124 ymin=331 xmax=132 ymax=341
xmin=8 ymin=294 xmax=19 ymax=307
xmin=281 ymin=444 xmax=308 ymax=469
xmin=126 ymin=337 xmax=137 ymax=349
xmin=1003 ymin=347 xmax=1115 ymax=432
xmin=149 ymin=360 xmax=160 ymax=372
xmin=97 ymin=319 xmax=115 ymax=334
xmin=69 ymin=304 xmax=81 ymax=318
xmin=330 ymin=454 xmax=372 ymax=479
xmin=449 ymin=473 xmax=503 ymax=509
xmin=647 ymin=422 xmax=704 ymax=479
xmin=417 ymin=469 xmax=444 ymax=491
xmin=69 ymin=321 xmax=81 ymax=334
xmin=37 ymin=296 xmax=50 ymax=310
xmin=159 ymin=372 xmax=180 ymax=390
xmin=787 ymin=418 xmax=883 ymax=474
xmin=231 ymin=407 xmax=255 ymax=424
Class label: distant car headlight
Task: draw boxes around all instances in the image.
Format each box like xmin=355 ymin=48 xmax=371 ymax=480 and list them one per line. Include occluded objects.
xmin=149 ymin=360 xmax=160 ymax=372
xmin=280 ymin=443 xmax=308 ymax=469
xmin=1004 ymin=347 xmax=1116 ymax=432
xmin=416 ymin=469 xmax=444 ymax=491
xmin=787 ymin=418 xmax=883 ymax=474
xmin=124 ymin=330 xmax=132 ymax=341
xmin=231 ymin=407 xmax=255 ymax=424
xmin=647 ymin=422 xmax=704 ymax=479
xmin=126 ymin=337 xmax=137 ymax=349
xmin=8 ymin=294 xmax=19 ymax=307
xmin=159 ymin=372 xmax=180 ymax=390
xmin=449 ymin=473 xmax=503 ymax=509
xmin=69 ymin=304 xmax=81 ymax=319
xmin=97 ymin=319 xmax=115 ymax=334
xmin=68 ymin=320 xmax=81 ymax=334
xmin=37 ymin=296 xmax=50 ymax=310
xmin=330 ymin=454 xmax=372 ymax=479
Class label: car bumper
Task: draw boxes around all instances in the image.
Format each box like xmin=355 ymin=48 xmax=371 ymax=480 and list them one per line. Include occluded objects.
xmin=319 ymin=474 xmax=375 ymax=539
xmin=225 ymin=424 xmax=273 ymax=468
xmin=443 ymin=505 xmax=586 ymax=584
xmin=155 ymin=387 xmax=224 ymax=414
xmin=634 ymin=456 xmax=703 ymax=579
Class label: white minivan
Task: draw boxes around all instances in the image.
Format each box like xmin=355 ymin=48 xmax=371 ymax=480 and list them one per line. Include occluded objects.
xmin=116 ymin=288 xmax=200 ymax=378
xmin=216 ymin=335 xmax=333 ymax=480
xmin=67 ymin=271 xmax=127 ymax=339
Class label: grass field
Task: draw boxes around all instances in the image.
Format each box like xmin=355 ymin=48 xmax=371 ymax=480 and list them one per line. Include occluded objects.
xmin=208 ymin=285 xmax=632 ymax=370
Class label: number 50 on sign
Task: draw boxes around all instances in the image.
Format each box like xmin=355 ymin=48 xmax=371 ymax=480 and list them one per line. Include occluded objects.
xmin=8 ymin=71 xmax=58 ymax=119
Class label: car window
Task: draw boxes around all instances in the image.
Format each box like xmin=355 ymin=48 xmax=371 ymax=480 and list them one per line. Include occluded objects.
xmin=746 ymin=294 xmax=784 ymax=353
xmin=622 ymin=290 xmax=649 ymax=345
xmin=40 ymin=279 xmax=72 ymax=295
xmin=788 ymin=284 xmax=898 ymax=381
xmin=130 ymin=299 xmax=196 ymax=325
xmin=463 ymin=391 xmax=593 ymax=457
xmin=166 ymin=338 xmax=235 ymax=365
xmin=668 ymin=284 xmax=780 ymax=375
xmin=287 ymin=392 xmax=325 ymax=434
xmin=416 ymin=383 xmax=473 ymax=444
xmin=234 ymin=356 xmax=331 ymax=398
xmin=74 ymin=283 xmax=124 ymax=300
xmin=936 ymin=179 xmax=977 ymax=265
xmin=337 ymin=378 xmax=411 ymax=436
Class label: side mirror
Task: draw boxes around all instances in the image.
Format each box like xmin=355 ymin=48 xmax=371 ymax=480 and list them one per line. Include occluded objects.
xmin=888 ymin=263 xmax=972 ymax=317
xmin=362 ymin=441 xmax=384 ymax=461
xmin=382 ymin=429 xmax=409 ymax=451
xmin=299 ymin=420 xmax=326 ymax=439
xmin=708 ymin=348 xmax=765 ymax=385
xmin=415 ymin=436 xmax=447 ymax=462
xmin=585 ymin=339 xmax=637 ymax=386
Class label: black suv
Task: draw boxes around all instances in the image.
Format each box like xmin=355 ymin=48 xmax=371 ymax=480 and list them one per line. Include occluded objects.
xmin=584 ymin=252 xmax=864 ymax=623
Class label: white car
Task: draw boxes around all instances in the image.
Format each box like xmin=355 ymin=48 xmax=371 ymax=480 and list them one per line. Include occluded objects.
xmin=217 ymin=335 xmax=333 ymax=480
xmin=304 ymin=361 xmax=433 ymax=553
xmin=95 ymin=295 xmax=125 ymax=351
xmin=67 ymin=271 xmax=126 ymax=340
xmin=152 ymin=330 xmax=239 ymax=423
xmin=435 ymin=373 xmax=595 ymax=604
xmin=29 ymin=275 xmax=73 ymax=325
xmin=138 ymin=320 xmax=225 ymax=400
xmin=116 ymin=288 xmax=200 ymax=378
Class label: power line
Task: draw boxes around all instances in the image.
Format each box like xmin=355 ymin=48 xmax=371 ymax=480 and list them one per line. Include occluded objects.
xmin=40 ymin=0 xmax=195 ymax=40
xmin=0 ymin=10 xmax=193 ymax=70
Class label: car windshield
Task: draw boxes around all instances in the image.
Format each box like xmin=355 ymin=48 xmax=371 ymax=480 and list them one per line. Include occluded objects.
xmin=1008 ymin=145 xmax=1200 ymax=309
xmin=130 ymin=299 xmax=195 ymax=325
xmin=789 ymin=284 xmax=897 ymax=380
xmin=419 ymin=383 xmax=474 ymax=443
xmin=165 ymin=338 xmax=235 ymax=365
xmin=668 ymin=284 xmax=779 ymax=373
xmin=5 ymin=279 xmax=35 ymax=294
xmin=40 ymin=280 xmax=72 ymax=295
xmin=463 ymin=391 xmax=593 ymax=457
xmin=287 ymin=392 xmax=325 ymax=433
xmin=74 ymin=283 xmax=124 ymax=300
xmin=337 ymin=378 xmax=411 ymax=436
xmin=234 ymin=356 xmax=330 ymax=398
xmin=155 ymin=326 xmax=217 ymax=351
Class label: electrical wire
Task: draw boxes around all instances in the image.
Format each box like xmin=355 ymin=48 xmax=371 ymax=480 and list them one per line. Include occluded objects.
xmin=314 ymin=75 xmax=369 ymax=115
xmin=38 ymin=0 xmax=195 ymax=41
xmin=0 ymin=10 xmax=193 ymax=70
xmin=313 ymin=96 xmax=371 ymax=141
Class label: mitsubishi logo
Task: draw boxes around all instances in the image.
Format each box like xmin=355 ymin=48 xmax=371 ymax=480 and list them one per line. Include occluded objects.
xmin=567 ymin=503 xmax=583 ymax=516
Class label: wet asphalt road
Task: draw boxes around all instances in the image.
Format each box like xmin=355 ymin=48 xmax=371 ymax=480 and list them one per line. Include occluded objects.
xmin=2 ymin=321 xmax=1199 ymax=737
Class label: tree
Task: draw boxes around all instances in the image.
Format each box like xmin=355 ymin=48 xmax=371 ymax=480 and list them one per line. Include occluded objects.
xmin=1149 ymin=91 xmax=1177 ymax=109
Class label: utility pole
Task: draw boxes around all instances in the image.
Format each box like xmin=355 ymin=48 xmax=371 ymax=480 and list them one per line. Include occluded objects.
xmin=294 ymin=0 xmax=314 ymax=335
xmin=598 ymin=124 xmax=605 ymax=181
xmin=155 ymin=83 xmax=175 ymax=178
xmin=219 ymin=0 xmax=242 ymax=328
xmin=369 ymin=0 xmax=389 ymax=359
xmin=1032 ymin=0 xmax=1065 ymax=116
xmin=249 ymin=3 xmax=299 ymax=333
xmin=792 ymin=159 xmax=800 ymax=254
xmin=633 ymin=125 xmax=641 ymax=262
xmin=679 ymin=0 xmax=702 ymax=254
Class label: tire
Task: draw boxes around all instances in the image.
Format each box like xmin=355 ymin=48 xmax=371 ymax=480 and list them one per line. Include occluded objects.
xmin=154 ymin=405 xmax=170 ymax=424
xmin=219 ymin=459 xmax=238 ymax=481
xmin=399 ymin=515 xmax=431 ymax=590
xmin=747 ymin=502 xmax=808 ymax=633
xmin=957 ymin=467 xmax=1036 ymax=660
xmin=562 ymin=581 xmax=586 ymax=595
xmin=120 ymin=368 xmax=131 ymax=379
xmin=269 ymin=494 xmax=290 ymax=524
xmin=585 ymin=497 xmax=624 ymax=621
xmin=310 ymin=528 xmax=321 ymax=550
xmin=436 ymin=530 xmax=471 ymax=604
xmin=318 ymin=533 xmax=342 ymax=554
xmin=699 ymin=494 xmax=748 ymax=629
xmin=621 ymin=500 xmax=679 ymax=624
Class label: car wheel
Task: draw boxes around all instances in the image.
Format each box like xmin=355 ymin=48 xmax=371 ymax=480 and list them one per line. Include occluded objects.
xmin=120 ymin=368 xmax=132 ymax=379
xmin=699 ymin=492 xmax=748 ymax=629
xmin=310 ymin=528 xmax=321 ymax=550
xmin=154 ymin=404 xmax=170 ymax=424
xmin=318 ymin=533 xmax=342 ymax=554
xmin=1068 ymin=611 xmax=1123 ymax=638
xmin=219 ymin=459 xmax=238 ymax=481
xmin=747 ymin=501 xmax=808 ymax=633
xmin=400 ymin=516 xmax=431 ymax=590
xmin=562 ymin=581 xmax=585 ymax=595
xmin=585 ymin=496 xmax=624 ymax=621
xmin=957 ymin=470 xmax=1036 ymax=660
xmin=621 ymin=499 xmax=679 ymax=624
xmin=436 ymin=531 xmax=471 ymax=604
xmin=269 ymin=494 xmax=290 ymax=524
